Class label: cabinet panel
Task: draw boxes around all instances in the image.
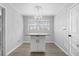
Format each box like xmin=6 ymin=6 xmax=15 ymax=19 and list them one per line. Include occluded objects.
xmin=30 ymin=36 xmax=46 ymax=52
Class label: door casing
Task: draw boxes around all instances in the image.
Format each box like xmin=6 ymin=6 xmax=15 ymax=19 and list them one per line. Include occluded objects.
xmin=0 ymin=4 xmax=6 ymax=56
xmin=69 ymin=3 xmax=79 ymax=56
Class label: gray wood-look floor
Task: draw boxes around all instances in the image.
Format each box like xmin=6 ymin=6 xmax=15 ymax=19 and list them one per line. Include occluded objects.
xmin=8 ymin=43 xmax=67 ymax=56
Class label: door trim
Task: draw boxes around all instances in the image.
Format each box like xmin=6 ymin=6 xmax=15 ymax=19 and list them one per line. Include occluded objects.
xmin=69 ymin=3 xmax=79 ymax=56
xmin=0 ymin=4 xmax=6 ymax=56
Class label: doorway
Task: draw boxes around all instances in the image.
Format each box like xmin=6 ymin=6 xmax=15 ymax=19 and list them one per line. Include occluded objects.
xmin=69 ymin=4 xmax=79 ymax=56
xmin=0 ymin=5 xmax=5 ymax=56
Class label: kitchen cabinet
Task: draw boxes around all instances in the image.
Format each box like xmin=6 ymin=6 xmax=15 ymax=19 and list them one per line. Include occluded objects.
xmin=30 ymin=35 xmax=46 ymax=52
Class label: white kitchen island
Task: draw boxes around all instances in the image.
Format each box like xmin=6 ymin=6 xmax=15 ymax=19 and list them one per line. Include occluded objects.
xmin=28 ymin=33 xmax=48 ymax=52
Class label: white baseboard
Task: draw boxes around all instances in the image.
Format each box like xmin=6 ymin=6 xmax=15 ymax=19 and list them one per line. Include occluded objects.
xmin=23 ymin=41 xmax=30 ymax=43
xmin=6 ymin=42 xmax=23 ymax=56
xmin=45 ymin=41 xmax=54 ymax=43
xmin=54 ymin=42 xmax=70 ymax=56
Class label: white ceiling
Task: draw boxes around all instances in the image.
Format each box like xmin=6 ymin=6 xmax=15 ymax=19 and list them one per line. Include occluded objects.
xmin=8 ymin=3 xmax=70 ymax=16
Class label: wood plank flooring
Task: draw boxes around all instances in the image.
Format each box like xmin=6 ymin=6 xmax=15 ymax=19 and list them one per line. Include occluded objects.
xmin=9 ymin=43 xmax=67 ymax=56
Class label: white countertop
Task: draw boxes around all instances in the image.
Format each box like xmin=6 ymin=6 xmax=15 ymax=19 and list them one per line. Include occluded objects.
xmin=28 ymin=33 xmax=48 ymax=35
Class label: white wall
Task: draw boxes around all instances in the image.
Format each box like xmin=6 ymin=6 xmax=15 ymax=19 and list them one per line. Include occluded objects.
xmin=0 ymin=4 xmax=23 ymax=55
xmin=23 ymin=16 xmax=54 ymax=43
xmin=0 ymin=7 xmax=2 ymax=56
xmin=54 ymin=4 xmax=74 ymax=55
xmin=0 ymin=8 xmax=1 ymax=16
xmin=54 ymin=7 xmax=68 ymax=55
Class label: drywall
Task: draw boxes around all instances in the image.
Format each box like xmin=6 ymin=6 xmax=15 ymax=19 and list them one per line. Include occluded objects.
xmin=54 ymin=7 xmax=68 ymax=54
xmin=23 ymin=16 xmax=54 ymax=43
xmin=0 ymin=8 xmax=1 ymax=16
xmin=54 ymin=4 xmax=74 ymax=55
xmin=0 ymin=7 xmax=2 ymax=56
xmin=0 ymin=3 xmax=23 ymax=55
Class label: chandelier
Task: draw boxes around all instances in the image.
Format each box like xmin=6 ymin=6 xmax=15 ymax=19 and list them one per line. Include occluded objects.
xmin=34 ymin=6 xmax=42 ymax=20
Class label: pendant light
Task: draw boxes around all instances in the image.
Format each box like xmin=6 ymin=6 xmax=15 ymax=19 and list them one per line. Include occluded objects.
xmin=34 ymin=6 xmax=42 ymax=20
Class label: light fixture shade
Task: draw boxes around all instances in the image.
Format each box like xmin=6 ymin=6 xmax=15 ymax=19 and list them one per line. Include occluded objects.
xmin=34 ymin=6 xmax=43 ymax=19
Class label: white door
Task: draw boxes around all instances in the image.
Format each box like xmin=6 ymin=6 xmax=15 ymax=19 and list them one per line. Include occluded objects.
xmin=70 ymin=4 xmax=79 ymax=56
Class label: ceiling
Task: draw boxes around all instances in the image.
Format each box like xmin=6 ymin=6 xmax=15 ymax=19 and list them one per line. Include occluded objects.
xmin=8 ymin=3 xmax=71 ymax=16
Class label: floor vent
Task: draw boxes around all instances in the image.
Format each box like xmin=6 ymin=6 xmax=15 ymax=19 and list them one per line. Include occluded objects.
xmin=30 ymin=52 xmax=45 ymax=56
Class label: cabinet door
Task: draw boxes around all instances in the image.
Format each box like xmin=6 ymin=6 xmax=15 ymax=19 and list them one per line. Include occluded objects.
xmin=31 ymin=36 xmax=38 ymax=52
xmin=31 ymin=36 xmax=46 ymax=52
xmin=37 ymin=36 xmax=45 ymax=52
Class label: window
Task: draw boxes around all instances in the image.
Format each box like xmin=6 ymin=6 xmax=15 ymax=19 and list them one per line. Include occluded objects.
xmin=28 ymin=16 xmax=50 ymax=34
